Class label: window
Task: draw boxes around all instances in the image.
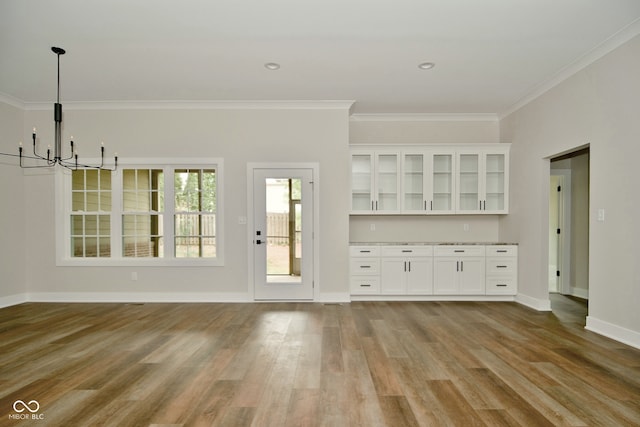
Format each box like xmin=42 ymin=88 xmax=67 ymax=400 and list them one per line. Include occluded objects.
xmin=57 ymin=159 xmax=223 ymax=266
xmin=122 ymin=169 xmax=164 ymax=258
xmin=174 ymin=169 xmax=217 ymax=258
xmin=71 ymin=169 xmax=112 ymax=257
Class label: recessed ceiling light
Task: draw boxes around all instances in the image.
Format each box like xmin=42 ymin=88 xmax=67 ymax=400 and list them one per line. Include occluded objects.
xmin=264 ymin=62 xmax=280 ymax=70
xmin=418 ymin=62 xmax=435 ymax=70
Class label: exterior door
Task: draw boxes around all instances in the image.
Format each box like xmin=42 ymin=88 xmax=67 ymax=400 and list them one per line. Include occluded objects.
xmin=253 ymin=168 xmax=314 ymax=300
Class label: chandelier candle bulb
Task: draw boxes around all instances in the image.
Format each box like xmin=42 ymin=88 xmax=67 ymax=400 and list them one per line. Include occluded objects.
xmin=0 ymin=47 xmax=118 ymax=170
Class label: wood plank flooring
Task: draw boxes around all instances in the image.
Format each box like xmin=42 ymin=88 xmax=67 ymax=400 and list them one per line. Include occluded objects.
xmin=0 ymin=297 xmax=639 ymax=426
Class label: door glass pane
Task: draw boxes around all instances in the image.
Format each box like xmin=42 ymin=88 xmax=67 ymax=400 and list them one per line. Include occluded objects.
xmin=266 ymin=178 xmax=302 ymax=283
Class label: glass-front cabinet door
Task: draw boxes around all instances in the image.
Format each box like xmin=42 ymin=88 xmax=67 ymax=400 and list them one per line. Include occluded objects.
xmin=402 ymin=153 xmax=425 ymax=212
xmin=351 ymin=150 xmax=400 ymax=214
xmin=375 ymin=153 xmax=400 ymax=213
xmin=402 ymin=151 xmax=455 ymax=214
xmin=351 ymin=152 xmax=374 ymax=212
xmin=456 ymin=149 xmax=509 ymax=214
xmin=484 ymin=152 xmax=507 ymax=213
xmin=457 ymin=153 xmax=480 ymax=212
xmin=431 ymin=153 xmax=455 ymax=214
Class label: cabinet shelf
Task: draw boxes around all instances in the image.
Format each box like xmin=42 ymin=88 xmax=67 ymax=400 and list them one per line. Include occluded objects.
xmin=352 ymin=145 xmax=508 ymax=215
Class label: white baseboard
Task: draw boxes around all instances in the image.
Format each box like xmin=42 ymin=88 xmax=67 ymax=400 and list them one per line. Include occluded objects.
xmin=515 ymin=293 xmax=552 ymax=311
xmin=351 ymin=295 xmax=516 ymax=302
xmin=571 ymin=287 xmax=589 ymax=299
xmin=0 ymin=293 xmax=28 ymax=309
xmin=27 ymin=292 xmax=251 ymax=303
xmin=0 ymin=292 xmax=350 ymax=305
xmin=586 ymin=316 xmax=640 ymax=350
xmin=318 ymin=292 xmax=351 ymax=303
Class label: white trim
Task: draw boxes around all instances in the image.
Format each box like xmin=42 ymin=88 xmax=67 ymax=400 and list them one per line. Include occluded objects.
xmin=501 ymin=17 xmax=640 ymax=119
xmin=55 ymin=157 xmax=225 ymax=267
xmin=350 ymin=113 xmax=499 ymax=122
xmin=23 ymin=100 xmax=355 ymax=111
xmin=0 ymin=92 xmax=26 ymax=109
xmin=0 ymin=293 xmax=28 ymax=309
xmin=586 ymin=316 xmax=640 ymax=350
xmin=351 ymin=295 xmax=516 ymax=302
xmin=515 ymin=293 xmax=552 ymax=311
xmin=570 ymin=287 xmax=589 ymax=300
xmin=27 ymin=292 xmax=250 ymax=303
xmin=318 ymin=293 xmax=351 ymax=303
xmin=247 ymin=162 xmax=321 ymax=302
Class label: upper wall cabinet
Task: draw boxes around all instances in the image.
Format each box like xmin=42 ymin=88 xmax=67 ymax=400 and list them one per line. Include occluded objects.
xmin=351 ymin=144 xmax=509 ymax=215
xmin=402 ymin=149 xmax=456 ymax=214
xmin=351 ymin=150 xmax=401 ymax=213
xmin=456 ymin=147 xmax=509 ymax=214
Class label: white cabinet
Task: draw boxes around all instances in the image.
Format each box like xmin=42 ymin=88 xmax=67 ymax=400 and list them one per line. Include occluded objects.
xmin=350 ymin=243 xmax=516 ymax=298
xmin=352 ymin=144 xmax=509 ymax=215
xmin=485 ymin=245 xmax=518 ymax=295
xmin=351 ymin=150 xmax=400 ymax=214
xmin=402 ymin=150 xmax=455 ymax=214
xmin=433 ymin=246 xmax=486 ymax=295
xmin=380 ymin=246 xmax=433 ymax=294
xmin=456 ymin=147 xmax=509 ymax=214
xmin=350 ymin=246 xmax=381 ymax=294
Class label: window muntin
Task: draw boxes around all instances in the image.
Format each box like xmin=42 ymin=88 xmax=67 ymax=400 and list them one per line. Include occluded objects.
xmin=71 ymin=169 xmax=112 ymax=257
xmin=174 ymin=169 xmax=216 ymax=258
xmin=60 ymin=160 xmax=223 ymax=266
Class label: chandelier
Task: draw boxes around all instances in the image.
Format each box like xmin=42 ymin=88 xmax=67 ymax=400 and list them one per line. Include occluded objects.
xmin=1 ymin=47 xmax=117 ymax=170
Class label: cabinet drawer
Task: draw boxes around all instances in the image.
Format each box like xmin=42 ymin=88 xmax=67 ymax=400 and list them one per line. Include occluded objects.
xmin=486 ymin=258 xmax=517 ymax=275
xmin=351 ymin=277 xmax=381 ymax=294
xmin=381 ymin=245 xmax=433 ymax=257
xmin=486 ymin=245 xmax=518 ymax=257
xmin=434 ymin=245 xmax=485 ymax=257
xmin=350 ymin=246 xmax=380 ymax=257
xmin=486 ymin=277 xmax=517 ymax=295
xmin=350 ymin=258 xmax=380 ymax=275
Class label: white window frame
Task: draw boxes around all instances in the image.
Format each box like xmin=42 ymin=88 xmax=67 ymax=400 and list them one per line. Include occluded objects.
xmin=55 ymin=157 xmax=224 ymax=267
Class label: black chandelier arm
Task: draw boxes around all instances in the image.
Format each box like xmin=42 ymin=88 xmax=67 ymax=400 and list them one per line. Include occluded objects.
xmin=1 ymin=47 xmax=119 ymax=172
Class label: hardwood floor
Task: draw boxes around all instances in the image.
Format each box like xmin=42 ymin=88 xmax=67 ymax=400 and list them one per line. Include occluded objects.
xmin=1 ymin=298 xmax=639 ymax=426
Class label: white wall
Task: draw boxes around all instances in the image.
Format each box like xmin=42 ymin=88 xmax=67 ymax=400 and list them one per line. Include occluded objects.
xmin=0 ymin=101 xmax=26 ymax=305
xmin=500 ymin=34 xmax=640 ymax=346
xmin=349 ymin=116 xmax=504 ymax=243
xmin=20 ymin=106 xmax=351 ymax=301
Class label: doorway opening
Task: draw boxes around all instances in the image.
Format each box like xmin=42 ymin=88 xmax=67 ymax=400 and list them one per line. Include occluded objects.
xmin=549 ymin=147 xmax=590 ymax=313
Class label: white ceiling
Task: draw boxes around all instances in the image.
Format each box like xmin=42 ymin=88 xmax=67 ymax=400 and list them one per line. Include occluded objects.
xmin=2 ymin=0 xmax=640 ymax=115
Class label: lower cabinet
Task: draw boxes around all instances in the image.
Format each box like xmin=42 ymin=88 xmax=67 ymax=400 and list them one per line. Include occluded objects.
xmin=351 ymin=243 xmax=517 ymax=297
xmin=380 ymin=246 xmax=433 ymax=294
xmin=433 ymin=246 xmax=485 ymax=295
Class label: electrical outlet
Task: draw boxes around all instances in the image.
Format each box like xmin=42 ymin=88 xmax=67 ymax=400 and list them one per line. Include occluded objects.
xmin=131 ymin=272 xmax=138 ymax=281
xmin=370 ymin=223 xmax=376 ymax=231
xmin=463 ymin=223 xmax=470 ymax=232
xmin=597 ymin=209 xmax=605 ymax=222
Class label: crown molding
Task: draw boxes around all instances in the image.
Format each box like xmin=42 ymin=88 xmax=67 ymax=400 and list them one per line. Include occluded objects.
xmin=350 ymin=113 xmax=499 ymax=122
xmin=500 ymin=17 xmax=640 ymax=119
xmin=21 ymin=100 xmax=355 ymax=111
xmin=0 ymin=92 xmax=26 ymax=109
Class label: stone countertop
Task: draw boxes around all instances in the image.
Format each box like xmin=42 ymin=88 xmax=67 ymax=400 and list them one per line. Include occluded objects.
xmin=350 ymin=242 xmax=518 ymax=246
